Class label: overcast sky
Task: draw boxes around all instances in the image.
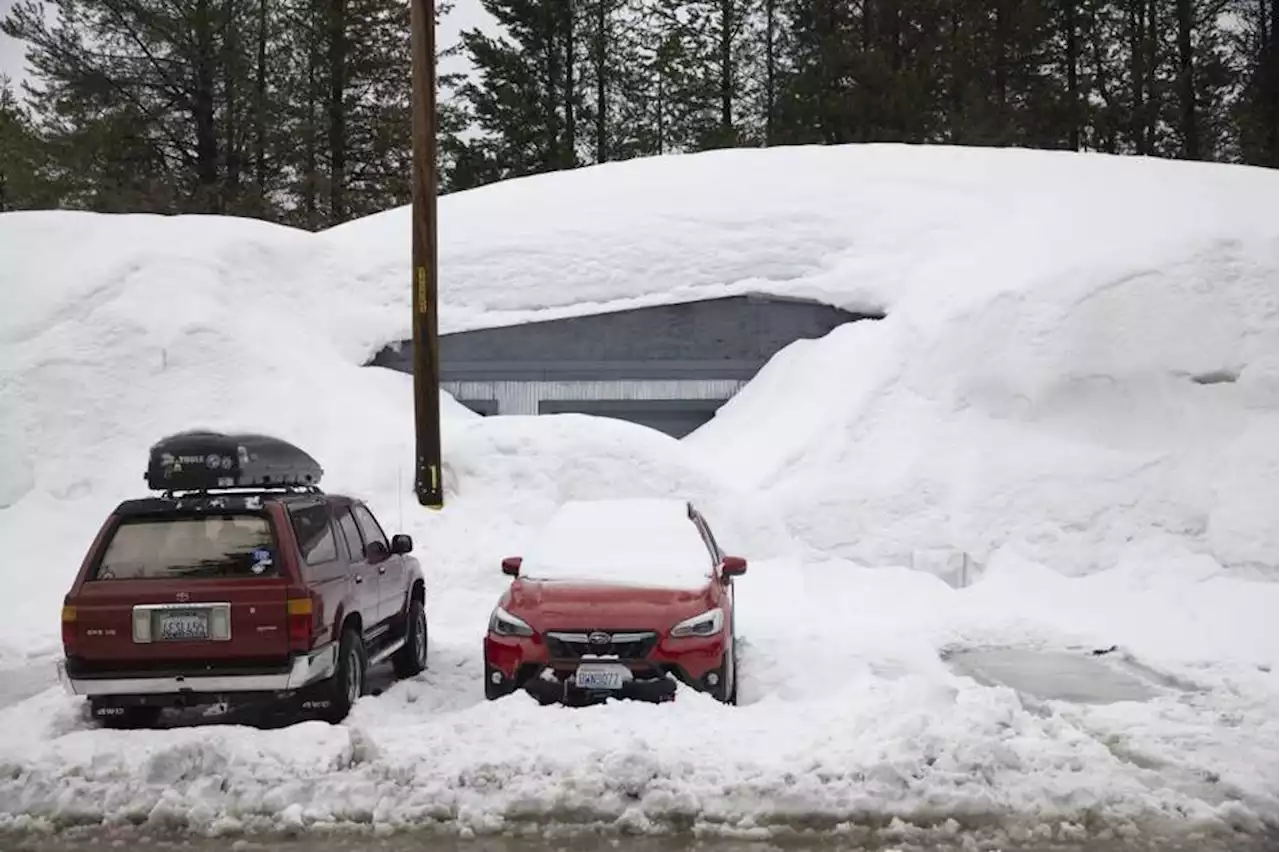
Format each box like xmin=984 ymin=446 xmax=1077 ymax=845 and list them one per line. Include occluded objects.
xmin=0 ymin=0 xmax=492 ymax=96
xmin=0 ymin=0 xmax=26 ymax=89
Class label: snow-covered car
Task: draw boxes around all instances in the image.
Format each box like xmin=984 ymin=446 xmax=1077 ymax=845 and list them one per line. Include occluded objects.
xmin=483 ymin=498 xmax=746 ymax=705
xmin=55 ymin=431 xmax=429 ymax=728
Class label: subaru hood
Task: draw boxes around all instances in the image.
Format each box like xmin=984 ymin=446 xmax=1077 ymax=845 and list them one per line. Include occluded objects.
xmin=505 ymin=578 xmax=716 ymax=631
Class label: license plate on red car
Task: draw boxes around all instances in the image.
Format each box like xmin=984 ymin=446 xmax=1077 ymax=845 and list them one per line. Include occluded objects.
xmin=157 ymin=611 xmax=210 ymax=641
xmin=574 ymin=663 xmax=628 ymax=690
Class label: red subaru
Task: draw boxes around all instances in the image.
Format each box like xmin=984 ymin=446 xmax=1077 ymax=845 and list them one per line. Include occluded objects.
xmin=483 ymin=498 xmax=746 ymax=705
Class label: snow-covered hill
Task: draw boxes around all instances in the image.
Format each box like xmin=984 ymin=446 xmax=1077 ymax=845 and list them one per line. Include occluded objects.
xmin=0 ymin=144 xmax=1275 ymax=843
xmin=324 ymin=143 xmax=1279 ymax=574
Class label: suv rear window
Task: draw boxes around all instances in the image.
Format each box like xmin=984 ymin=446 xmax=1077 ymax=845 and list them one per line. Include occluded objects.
xmin=92 ymin=514 xmax=278 ymax=580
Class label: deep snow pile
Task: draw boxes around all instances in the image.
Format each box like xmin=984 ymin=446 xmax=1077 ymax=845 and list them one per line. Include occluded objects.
xmin=0 ymin=545 xmax=1274 ymax=842
xmin=0 ymin=210 xmax=785 ymax=661
xmin=323 ymin=144 xmax=1279 ymax=575
xmin=0 ymin=145 xmax=1276 ymax=840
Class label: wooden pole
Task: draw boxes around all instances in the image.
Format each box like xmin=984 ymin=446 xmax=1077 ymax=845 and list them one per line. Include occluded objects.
xmin=410 ymin=0 xmax=443 ymax=508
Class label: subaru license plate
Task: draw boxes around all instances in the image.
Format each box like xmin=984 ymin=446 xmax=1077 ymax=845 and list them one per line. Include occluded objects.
xmin=574 ymin=663 xmax=628 ymax=691
xmin=158 ymin=611 xmax=209 ymax=641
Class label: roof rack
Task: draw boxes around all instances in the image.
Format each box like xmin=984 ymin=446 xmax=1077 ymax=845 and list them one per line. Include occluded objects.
xmin=161 ymin=484 xmax=323 ymax=499
xmin=146 ymin=430 xmax=324 ymax=493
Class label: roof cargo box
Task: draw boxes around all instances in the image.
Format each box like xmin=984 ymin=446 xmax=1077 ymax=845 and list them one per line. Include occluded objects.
xmin=146 ymin=430 xmax=324 ymax=492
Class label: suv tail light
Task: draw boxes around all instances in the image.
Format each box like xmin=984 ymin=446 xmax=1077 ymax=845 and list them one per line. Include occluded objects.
xmin=61 ymin=604 xmax=77 ymax=653
xmin=287 ymin=593 xmax=317 ymax=650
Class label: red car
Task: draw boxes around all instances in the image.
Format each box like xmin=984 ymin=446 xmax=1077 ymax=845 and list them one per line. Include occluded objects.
xmin=56 ymin=431 xmax=428 ymax=728
xmin=483 ymin=498 xmax=746 ymax=705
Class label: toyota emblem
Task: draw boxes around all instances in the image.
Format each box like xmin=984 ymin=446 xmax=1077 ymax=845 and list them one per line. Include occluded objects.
xmin=175 ymin=591 xmax=191 ymax=602
xmin=587 ymin=631 xmax=611 ymax=645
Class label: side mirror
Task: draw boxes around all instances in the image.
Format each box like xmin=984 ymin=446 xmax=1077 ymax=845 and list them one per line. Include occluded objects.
xmin=721 ymin=556 xmax=747 ymax=577
xmin=366 ymin=539 xmax=390 ymax=563
xmin=501 ymin=556 xmax=522 ymax=577
xmin=390 ymin=534 xmax=413 ymax=555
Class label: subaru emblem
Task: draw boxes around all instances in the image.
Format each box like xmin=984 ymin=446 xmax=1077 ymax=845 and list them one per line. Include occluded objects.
xmin=588 ymin=631 xmax=610 ymax=645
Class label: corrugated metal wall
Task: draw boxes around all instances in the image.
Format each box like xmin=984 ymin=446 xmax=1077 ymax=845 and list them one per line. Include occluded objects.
xmin=443 ymin=379 xmax=746 ymax=416
xmin=368 ymin=295 xmax=878 ymax=435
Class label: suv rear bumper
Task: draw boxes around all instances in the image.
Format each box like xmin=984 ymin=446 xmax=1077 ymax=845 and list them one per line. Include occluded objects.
xmin=56 ymin=643 xmax=337 ymax=698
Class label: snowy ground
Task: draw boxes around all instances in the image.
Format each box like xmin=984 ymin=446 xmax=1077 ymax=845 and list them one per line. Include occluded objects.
xmin=0 ymin=144 xmax=1275 ymax=845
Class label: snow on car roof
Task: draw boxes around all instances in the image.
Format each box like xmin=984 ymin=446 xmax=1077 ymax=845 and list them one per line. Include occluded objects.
xmin=521 ymin=498 xmax=715 ymax=588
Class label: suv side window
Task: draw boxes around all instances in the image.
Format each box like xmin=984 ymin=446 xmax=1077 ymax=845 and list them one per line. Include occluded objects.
xmin=289 ymin=503 xmax=337 ymax=565
xmin=336 ymin=506 xmax=365 ymax=561
xmin=353 ymin=504 xmax=389 ymax=553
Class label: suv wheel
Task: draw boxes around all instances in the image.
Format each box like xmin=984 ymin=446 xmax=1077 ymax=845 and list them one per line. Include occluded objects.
xmin=322 ymin=626 xmax=367 ymax=723
xmin=392 ymin=598 xmax=428 ymax=679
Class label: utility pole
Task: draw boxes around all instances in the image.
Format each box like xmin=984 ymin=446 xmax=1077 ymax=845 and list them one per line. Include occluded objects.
xmin=410 ymin=0 xmax=443 ymax=508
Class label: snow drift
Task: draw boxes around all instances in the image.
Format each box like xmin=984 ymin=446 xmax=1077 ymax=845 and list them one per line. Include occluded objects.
xmin=324 ymin=144 xmax=1280 ymax=575
xmin=0 ymin=211 xmax=785 ymax=662
xmin=0 ymin=144 xmax=1276 ymax=842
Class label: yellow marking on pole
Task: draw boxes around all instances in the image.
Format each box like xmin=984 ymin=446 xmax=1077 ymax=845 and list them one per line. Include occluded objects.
xmin=416 ymin=266 xmax=428 ymax=315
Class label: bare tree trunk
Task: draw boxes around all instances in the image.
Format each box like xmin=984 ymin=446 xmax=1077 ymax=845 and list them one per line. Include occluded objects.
xmin=193 ymin=0 xmax=220 ymax=211
xmin=948 ymin=1 xmax=964 ymax=142
xmin=1175 ymin=0 xmax=1198 ymax=158
xmin=719 ymin=0 xmax=733 ymax=139
xmin=1088 ymin=3 xmax=1119 ymax=152
xmin=1066 ymin=0 xmax=1079 ymax=150
xmin=304 ymin=0 xmax=318 ymax=229
xmin=543 ymin=0 xmax=560 ymax=167
xmin=994 ymin=0 xmax=1008 ymax=138
xmin=595 ymin=0 xmax=607 ymax=162
xmin=254 ymin=0 xmax=268 ymax=199
xmin=656 ymin=71 xmax=664 ymax=155
xmin=764 ymin=0 xmax=775 ymax=144
xmin=1269 ymin=0 xmax=1280 ymax=163
xmin=1145 ymin=0 xmax=1158 ymax=152
xmin=327 ymin=0 xmax=346 ymax=222
xmin=223 ymin=1 xmax=241 ymax=205
xmin=1129 ymin=0 xmax=1147 ymax=154
xmin=564 ymin=0 xmax=575 ymax=167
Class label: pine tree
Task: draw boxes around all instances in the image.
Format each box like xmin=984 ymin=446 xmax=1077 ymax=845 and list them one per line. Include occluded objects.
xmin=2 ymin=0 xmax=268 ymax=212
xmin=0 ymin=76 xmax=51 ymax=210
xmin=450 ymin=0 xmax=581 ymax=185
xmin=1229 ymin=0 xmax=1277 ymax=166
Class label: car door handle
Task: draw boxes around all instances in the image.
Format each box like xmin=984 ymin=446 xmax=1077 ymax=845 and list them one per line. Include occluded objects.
xmin=354 ymin=575 xmax=363 ymax=584
xmin=378 ymin=565 xmax=387 ymax=575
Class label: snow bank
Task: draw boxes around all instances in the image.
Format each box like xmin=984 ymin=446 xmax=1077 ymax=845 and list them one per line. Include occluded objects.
xmin=520 ymin=498 xmax=720 ymax=588
xmin=0 ymin=542 xmax=1274 ymax=842
xmin=0 ymin=144 xmax=1276 ymax=841
xmin=324 ymin=144 xmax=1278 ymax=575
xmin=0 ymin=211 xmax=786 ymax=662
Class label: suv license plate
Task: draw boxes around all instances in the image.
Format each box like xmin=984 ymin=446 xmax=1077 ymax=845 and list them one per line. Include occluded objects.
xmin=158 ymin=611 xmax=210 ymax=641
xmin=574 ymin=664 xmax=627 ymax=690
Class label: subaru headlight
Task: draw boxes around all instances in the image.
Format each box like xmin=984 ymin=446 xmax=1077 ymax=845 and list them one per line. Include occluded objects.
xmin=489 ymin=606 xmax=534 ymax=637
xmin=669 ymin=607 xmax=724 ymax=638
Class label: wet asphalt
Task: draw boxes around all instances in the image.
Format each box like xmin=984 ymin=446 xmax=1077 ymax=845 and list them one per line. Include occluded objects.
xmin=3 ymin=826 xmax=1277 ymax=852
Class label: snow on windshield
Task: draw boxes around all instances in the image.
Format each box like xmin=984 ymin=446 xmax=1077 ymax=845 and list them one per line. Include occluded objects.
xmin=521 ymin=498 xmax=715 ymax=588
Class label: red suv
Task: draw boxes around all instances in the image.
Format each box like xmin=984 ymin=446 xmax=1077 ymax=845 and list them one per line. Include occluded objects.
xmin=483 ymin=498 xmax=746 ymax=706
xmin=56 ymin=431 xmax=428 ymax=728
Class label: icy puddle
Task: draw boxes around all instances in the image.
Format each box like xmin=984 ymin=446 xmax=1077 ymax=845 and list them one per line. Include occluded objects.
xmin=942 ymin=646 xmax=1165 ymax=704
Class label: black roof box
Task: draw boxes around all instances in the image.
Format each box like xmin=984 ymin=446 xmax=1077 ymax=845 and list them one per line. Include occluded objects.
xmin=146 ymin=430 xmax=324 ymax=492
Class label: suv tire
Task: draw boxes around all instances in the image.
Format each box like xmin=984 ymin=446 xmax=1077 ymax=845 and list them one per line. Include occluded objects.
xmin=392 ymin=598 xmax=428 ymax=678
xmin=321 ymin=626 xmax=367 ymax=723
